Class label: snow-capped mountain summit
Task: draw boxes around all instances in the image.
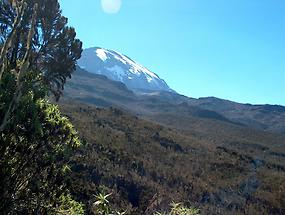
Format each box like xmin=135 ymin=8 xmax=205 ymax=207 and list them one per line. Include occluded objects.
xmin=78 ymin=47 xmax=172 ymax=92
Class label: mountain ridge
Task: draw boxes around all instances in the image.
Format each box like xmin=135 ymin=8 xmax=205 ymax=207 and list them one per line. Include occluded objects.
xmin=78 ymin=47 xmax=172 ymax=92
xmin=64 ymin=67 xmax=285 ymax=135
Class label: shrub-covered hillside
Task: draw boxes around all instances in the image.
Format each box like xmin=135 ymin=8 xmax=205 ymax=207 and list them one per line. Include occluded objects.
xmin=60 ymin=100 xmax=285 ymax=215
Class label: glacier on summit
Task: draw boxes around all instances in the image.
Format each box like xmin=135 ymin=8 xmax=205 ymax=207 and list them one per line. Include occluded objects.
xmin=78 ymin=47 xmax=172 ymax=92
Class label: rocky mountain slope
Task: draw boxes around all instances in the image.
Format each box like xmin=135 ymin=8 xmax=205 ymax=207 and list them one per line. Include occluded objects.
xmin=64 ymin=67 xmax=285 ymax=135
xmin=187 ymin=97 xmax=285 ymax=134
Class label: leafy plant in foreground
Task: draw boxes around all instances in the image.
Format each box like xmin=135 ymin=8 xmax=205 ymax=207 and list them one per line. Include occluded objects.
xmin=155 ymin=202 xmax=199 ymax=215
xmin=92 ymin=192 xmax=126 ymax=215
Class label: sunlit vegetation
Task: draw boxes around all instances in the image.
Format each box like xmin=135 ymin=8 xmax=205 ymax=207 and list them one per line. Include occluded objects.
xmin=0 ymin=0 xmax=82 ymax=213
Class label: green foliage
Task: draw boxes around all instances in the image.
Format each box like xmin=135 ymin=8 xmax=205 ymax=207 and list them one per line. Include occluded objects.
xmin=0 ymin=0 xmax=83 ymax=213
xmin=0 ymin=96 xmax=82 ymax=213
xmin=92 ymin=192 xmax=126 ymax=215
xmin=54 ymin=193 xmax=85 ymax=215
xmin=91 ymin=191 xmax=198 ymax=215
xmin=0 ymin=0 xmax=82 ymax=99
xmin=169 ymin=202 xmax=199 ymax=215
xmin=93 ymin=193 xmax=112 ymax=215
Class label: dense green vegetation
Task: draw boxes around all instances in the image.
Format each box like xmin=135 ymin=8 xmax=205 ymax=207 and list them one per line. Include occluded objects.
xmin=0 ymin=0 xmax=83 ymax=213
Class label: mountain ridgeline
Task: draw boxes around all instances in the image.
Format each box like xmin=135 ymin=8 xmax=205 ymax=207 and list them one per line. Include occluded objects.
xmin=78 ymin=47 xmax=172 ymax=92
xmin=66 ymin=51 xmax=285 ymax=135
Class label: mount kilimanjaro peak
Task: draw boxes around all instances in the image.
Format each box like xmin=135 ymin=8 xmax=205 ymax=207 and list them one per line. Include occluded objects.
xmin=78 ymin=47 xmax=172 ymax=92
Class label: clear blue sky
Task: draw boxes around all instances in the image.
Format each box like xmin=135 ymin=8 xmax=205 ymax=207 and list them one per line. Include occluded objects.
xmin=59 ymin=0 xmax=285 ymax=105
